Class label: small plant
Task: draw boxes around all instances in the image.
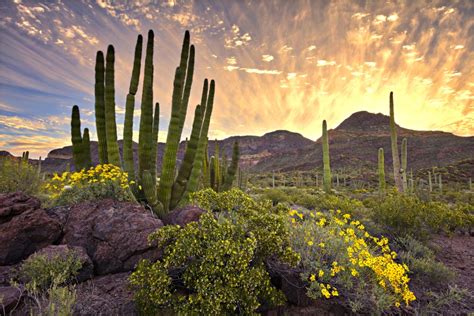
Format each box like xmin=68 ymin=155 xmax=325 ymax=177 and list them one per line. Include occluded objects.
xmin=12 ymin=249 xmax=82 ymax=315
xmin=130 ymin=189 xmax=300 ymax=315
xmin=0 ymin=156 xmax=43 ymax=195
xmin=45 ymin=163 xmax=135 ymax=206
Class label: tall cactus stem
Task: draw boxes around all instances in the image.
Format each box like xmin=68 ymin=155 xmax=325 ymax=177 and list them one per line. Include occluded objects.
xmin=322 ymin=120 xmax=331 ymax=193
xmin=95 ymin=51 xmax=108 ymax=164
xmin=378 ymin=148 xmax=386 ymax=192
xmin=390 ymin=92 xmax=403 ymax=192
xmin=104 ymin=45 xmax=121 ymax=166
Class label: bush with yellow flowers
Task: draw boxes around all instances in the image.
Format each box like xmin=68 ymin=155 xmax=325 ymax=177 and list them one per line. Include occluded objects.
xmin=130 ymin=189 xmax=300 ymax=315
xmin=44 ymin=164 xmax=135 ymax=206
xmin=288 ymin=208 xmax=416 ymax=314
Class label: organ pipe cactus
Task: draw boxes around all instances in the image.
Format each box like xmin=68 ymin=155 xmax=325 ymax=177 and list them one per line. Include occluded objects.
xmin=389 ymin=92 xmax=404 ymax=192
xmin=83 ymin=128 xmax=92 ymax=168
xmin=378 ymin=148 xmax=386 ymax=192
xmin=322 ymin=120 xmax=331 ymax=193
xmin=85 ymin=30 xmax=215 ymax=217
xmin=95 ymin=51 xmax=108 ymax=164
xmin=71 ymin=105 xmax=84 ymax=170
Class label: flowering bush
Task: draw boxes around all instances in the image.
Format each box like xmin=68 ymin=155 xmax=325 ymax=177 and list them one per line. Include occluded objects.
xmin=45 ymin=164 xmax=135 ymax=206
xmin=288 ymin=208 xmax=416 ymax=313
xmin=130 ymin=189 xmax=300 ymax=315
xmin=0 ymin=156 xmax=43 ymax=195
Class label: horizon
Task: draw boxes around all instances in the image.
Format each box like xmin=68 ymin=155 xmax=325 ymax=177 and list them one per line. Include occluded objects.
xmin=1 ymin=0 xmax=473 ymax=158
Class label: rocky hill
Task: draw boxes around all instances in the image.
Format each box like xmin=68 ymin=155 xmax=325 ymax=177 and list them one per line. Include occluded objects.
xmin=3 ymin=111 xmax=474 ymax=178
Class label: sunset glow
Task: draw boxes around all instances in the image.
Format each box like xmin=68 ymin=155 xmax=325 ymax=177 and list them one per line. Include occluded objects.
xmin=1 ymin=0 xmax=473 ymax=158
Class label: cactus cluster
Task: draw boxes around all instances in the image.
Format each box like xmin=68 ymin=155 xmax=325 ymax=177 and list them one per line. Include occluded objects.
xmin=202 ymin=140 xmax=240 ymax=192
xmin=71 ymin=30 xmax=216 ymax=217
xmin=70 ymin=105 xmax=92 ymax=171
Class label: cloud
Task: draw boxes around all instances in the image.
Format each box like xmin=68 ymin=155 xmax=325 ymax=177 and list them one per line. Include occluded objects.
xmin=262 ymin=54 xmax=274 ymax=62
xmin=316 ymin=60 xmax=337 ymax=67
xmin=226 ymin=56 xmax=237 ymax=65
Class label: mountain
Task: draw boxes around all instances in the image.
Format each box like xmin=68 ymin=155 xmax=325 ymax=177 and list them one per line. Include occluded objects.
xmin=3 ymin=111 xmax=474 ymax=180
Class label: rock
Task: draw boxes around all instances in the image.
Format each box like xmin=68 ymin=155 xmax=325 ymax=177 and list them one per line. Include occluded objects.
xmin=0 ymin=286 xmax=22 ymax=313
xmin=26 ymin=245 xmax=93 ymax=283
xmin=0 ymin=208 xmax=62 ymax=265
xmin=0 ymin=265 xmax=16 ymax=286
xmin=0 ymin=192 xmax=41 ymax=224
xmin=162 ymin=205 xmax=206 ymax=227
xmin=44 ymin=205 xmax=70 ymax=228
xmin=61 ymin=199 xmax=163 ymax=275
xmin=74 ymin=272 xmax=137 ymax=315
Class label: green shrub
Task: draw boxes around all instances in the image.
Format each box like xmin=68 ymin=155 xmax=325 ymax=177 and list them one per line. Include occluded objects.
xmin=44 ymin=164 xmax=135 ymax=206
xmin=0 ymin=156 xmax=42 ymax=195
xmin=130 ymin=189 xmax=300 ymax=315
xmin=287 ymin=208 xmax=416 ymax=313
xmin=395 ymin=236 xmax=455 ymax=287
xmin=364 ymin=193 xmax=474 ymax=240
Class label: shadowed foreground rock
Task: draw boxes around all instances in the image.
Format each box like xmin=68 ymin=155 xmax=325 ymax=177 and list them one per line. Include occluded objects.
xmin=0 ymin=192 xmax=62 ymax=265
xmin=61 ymin=199 xmax=163 ymax=275
xmin=162 ymin=205 xmax=206 ymax=227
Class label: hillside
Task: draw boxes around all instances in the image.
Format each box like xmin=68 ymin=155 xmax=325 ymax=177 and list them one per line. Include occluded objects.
xmin=4 ymin=111 xmax=474 ymax=178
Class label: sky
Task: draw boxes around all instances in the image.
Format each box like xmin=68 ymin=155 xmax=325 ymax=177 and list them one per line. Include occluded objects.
xmin=0 ymin=0 xmax=473 ymax=158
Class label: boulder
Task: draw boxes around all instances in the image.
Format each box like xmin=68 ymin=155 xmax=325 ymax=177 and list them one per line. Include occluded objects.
xmin=0 ymin=208 xmax=62 ymax=265
xmin=162 ymin=205 xmax=206 ymax=227
xmin=74 ymin=272 xmax=137 ymax=315
xmin=26 ymin=245 xmax=94 ymax=283
xmin=61 ymin=199 xmax=163 ymax=275
xmin=0 ymin=192 xmax=41 ymax=224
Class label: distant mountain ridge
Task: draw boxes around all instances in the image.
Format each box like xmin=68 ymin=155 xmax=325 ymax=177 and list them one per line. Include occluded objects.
xmin=3 ymin=111 xmax=474 ymax=178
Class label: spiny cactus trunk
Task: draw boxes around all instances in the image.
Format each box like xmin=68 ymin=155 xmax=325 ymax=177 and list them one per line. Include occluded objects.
xmin=378 ymin=148 xmax=386 ymax=193
xmin=151 ymin=102 xmax=160 ymax=185
xmin=95 ymin=51 xmax=108 ymax=164
xmin=401 ymin=138 xmax=408 ymax=192
xmin=213 ymin=141 xmax=220 ymax=191
xmin=158 ymin=31 xmax=194 ymax=211
xmin=123 ymin=34 xmax=143 ymax=184
xmin=322 ymin=120 xmax=331 ymax=193
xmin=71 ymin=105 xmax=84 ymax=171
xmin=82 ymin=128 xmax=92 ymax=168
xmin=138 ymin=30 xmax=155 ymax=185
xmin=389 ymin=92 xmax=403 ymax=192
xmin=104 ymin=45 xmax=121 ymax=166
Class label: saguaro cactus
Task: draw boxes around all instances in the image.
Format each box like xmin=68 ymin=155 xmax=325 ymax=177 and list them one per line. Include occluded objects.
xmin=322 ymin=120 xmax=331 ymax=193
xmin=401 ymin=138 xmax=408 ymax=192
xmin=378 ymin=148 xmax=386 ymax=192
xmin=389 ymin=92 xmax=403 ymax=192
xmin=105 ymin=45 xmax=121 ymax=166
xmin=83 ymin=128 xmax=92 ymax=168
xmin=95 ymin=51 xmax=108 ymax=164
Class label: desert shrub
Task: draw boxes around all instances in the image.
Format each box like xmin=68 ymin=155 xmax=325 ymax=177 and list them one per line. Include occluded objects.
xmin=130 ymin=189 xmax=300 ymax=315
xmin=44 ymin=164 xmax=135 ymax=206
xmin=288 ymin=208 xmax=416 ymax=314
xmin=0 ymin=156 xmax=42 ymax=195
xmin=364 ymin=193 xmax=474 ymax=240
xmin=416 ymin=285 xmax=472 ymax=315
xmin=11 ymin=249 xmax=82 ymax=315
xmin=395 ymin=236 xmax=454 ymax=287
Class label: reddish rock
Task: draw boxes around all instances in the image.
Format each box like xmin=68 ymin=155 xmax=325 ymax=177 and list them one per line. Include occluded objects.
xmin=74 ymin=272 xmax=137 ymax=315
xmin=0 ymin=192 xmax=41 ymax=224
xmin=0 ymin=208 xmax=62 ymax=265
xmin=0 ymin=286 xmax=22 ymax=313
xmin=61 ymin=199 xmax=163 ymax=275
xmin=162 ymin=205 xmax=206 ymax=227
xmin=26 ymin=245 xmax=94 ymax=283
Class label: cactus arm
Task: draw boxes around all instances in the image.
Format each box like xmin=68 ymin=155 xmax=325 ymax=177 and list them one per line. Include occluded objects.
xmin=138 ymin=30 xmax=155 ymax=182
xmin=104 ymin=45 xmax=121 ymax=166
xmin=123 ymin=34 xmax=143 ymax=183
xmin=222 ymin=141 xmax=240 ymax=191
xmin=71 ymin=105 xmax=84 ymax=171
xmin=95 ymin=51 xmax=108 ymax=164
xmin=151 ymin=102 xmax=160 ymax=184
xmin=142 ymin=170 xmax=165 ymax=218
xmin=82 ymin=128 xmax=92 ymax=168
xmin=401 ymin=138 xmax=408 ymax=192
